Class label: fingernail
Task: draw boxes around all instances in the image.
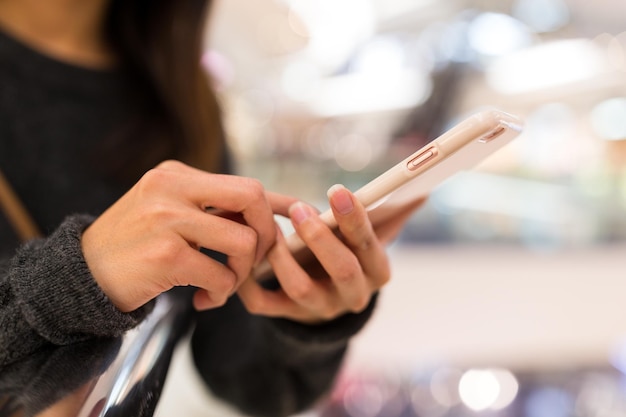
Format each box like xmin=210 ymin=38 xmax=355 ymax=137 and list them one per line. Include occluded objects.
xmin=328 ymin=184 xmax=354 ymax=215
xmin=289 ymin=202 xmax=312 ymax=225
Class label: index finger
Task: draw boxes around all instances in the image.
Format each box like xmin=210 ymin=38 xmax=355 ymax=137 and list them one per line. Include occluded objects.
xmin=207 ymin=176 xmax=276 ymax=264
xmin=149 ymin=162 xmax=277 ymax=264
xmin=327 ymin=185 xmax=390 ymax=288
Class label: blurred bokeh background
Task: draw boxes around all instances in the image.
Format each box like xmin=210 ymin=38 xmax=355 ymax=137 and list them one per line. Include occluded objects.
xmin=206 ymin=0 xmax=626 ymax=248
xmin=204 ymin=0 xmax=626 ymax=415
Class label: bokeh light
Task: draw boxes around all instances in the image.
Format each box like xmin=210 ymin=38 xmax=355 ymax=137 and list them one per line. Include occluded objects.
xmin=468 ymin=12 xmax=533 ymax=57
xmin=458 ymin=369 xmax=501 ymax=411
xmin=591 ymin=97 xmax=626 ymax=141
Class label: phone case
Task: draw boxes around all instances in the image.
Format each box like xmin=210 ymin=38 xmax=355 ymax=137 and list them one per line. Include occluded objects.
xmin=253 ymin=109 xmax=523 ymax=280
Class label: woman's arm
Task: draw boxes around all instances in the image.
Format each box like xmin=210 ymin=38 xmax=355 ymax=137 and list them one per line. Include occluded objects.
xmin=190 ymin=293 xmax=377 ymax=417
xmin=199 ymin=186 xmax=423 ymax=417
xmin=2 ymin=160 xmax=281 ymax=367
xmin=0 ymin=215 xmax=149 ymax=368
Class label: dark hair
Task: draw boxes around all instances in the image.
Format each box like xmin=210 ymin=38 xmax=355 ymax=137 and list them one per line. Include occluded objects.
xmin=102 ymin=0 xmax=224 ymax=180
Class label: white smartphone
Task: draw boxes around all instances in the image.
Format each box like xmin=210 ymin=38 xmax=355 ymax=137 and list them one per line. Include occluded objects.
xmin=253 ymin=109 xmax=523 ymax=280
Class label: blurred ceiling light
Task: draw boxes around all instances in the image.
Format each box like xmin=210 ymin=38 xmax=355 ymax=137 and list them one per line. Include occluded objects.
xmin=486 ymin=39 xmax=608 ymax=94
xmin=308 ymin=70 xmax=432 ymax=117
xmin=458 ymin=368 xmax=519 ymax=412
xmin=591 ymin=97 xmax=626 ymax=141
xmin=458 ymin=369 xmax=501 ymax=411
xmin=284 ymin=0 xmax=375 ymax=71
xmin=352 ymin=36 xmax=407 ymax=76
xmin=468 ymin=12 xmax=533 ymax=57
xmin=512 ymin=0 xmax=570 ymax=33
xmin=281 ymin=60 xmax=321 ymax=102
xmin=607 ymin=36 xmax=626 ymax=70
xmin=417 ymin=20 xmax=473 ymax=66
xmin=592 ymin=33 xmax=626 ymax=71
xmin=489 ymin=369 xmax=519 ymax=410
xmin=438 ymin=20 xmax=474 ymax=63
xmin=521 ymin=103 xmax=594 ymax=176
xmin=239 ymin=88 xmax=275 ymax=126
xmin=334 ymin=134 xmax=373 ymax=172
xmin=303 ymin=122 xmax=340 ymax=160
xmin=370 ymin=0 xmax=437 ymax=22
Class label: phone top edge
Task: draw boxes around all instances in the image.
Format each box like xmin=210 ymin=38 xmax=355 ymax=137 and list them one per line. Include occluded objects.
xmin=255 ymin=109 xmax=524 ymax=281
xmin=353 ymin=109 xmax=523 ymax=208
xmin=435 ymin=109 xmax=523 ymax=154
xmin=481 ymin=108 xmax=524 ymax=132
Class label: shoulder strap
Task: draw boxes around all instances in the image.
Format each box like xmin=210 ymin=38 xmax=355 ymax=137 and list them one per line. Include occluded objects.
xmin=0 ymin=168 xmax=42 ymax=241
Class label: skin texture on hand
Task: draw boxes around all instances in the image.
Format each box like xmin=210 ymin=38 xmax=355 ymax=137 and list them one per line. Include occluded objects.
xmin=238 ymin=185 xmax=426 ymax=324
xmin=81 ymin=160 xmax=285 ymax=313
xmin=81 ymin=160 xmax=423 ymax=321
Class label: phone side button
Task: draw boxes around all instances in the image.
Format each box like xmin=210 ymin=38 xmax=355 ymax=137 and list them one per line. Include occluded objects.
xmin=407 ymin=147 xmax=437 ymax=171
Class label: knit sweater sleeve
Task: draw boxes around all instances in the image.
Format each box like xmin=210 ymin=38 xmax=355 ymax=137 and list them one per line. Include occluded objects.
xmin=191 ymin=293 xmax=377 ymax=417
xmin=0 ymin=215 xmax=151 ymax=368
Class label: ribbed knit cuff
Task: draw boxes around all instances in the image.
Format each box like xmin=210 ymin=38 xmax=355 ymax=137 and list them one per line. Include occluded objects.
xmin=9 ymin=214 xmax=152 ymax=345
xmin=263 ymin=293 xmax=378 ymax=362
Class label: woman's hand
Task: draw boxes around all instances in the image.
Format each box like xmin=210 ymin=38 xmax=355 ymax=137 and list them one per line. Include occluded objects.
xmin=81 ymin=160 xmax=278 ymax=313
xmin=237 ymin=185 xmax=425 ymax=323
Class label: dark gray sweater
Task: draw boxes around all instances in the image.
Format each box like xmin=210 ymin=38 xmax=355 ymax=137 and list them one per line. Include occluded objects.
xmin=0 ymin=28 xmax=376 ymax=416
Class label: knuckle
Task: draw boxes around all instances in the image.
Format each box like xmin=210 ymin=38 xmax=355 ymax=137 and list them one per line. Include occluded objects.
xmin=377 ymin=259 xmax=392 ymax=286
xmin=318 ymin=306 xmax=341 ymax=321
xmin=155 ymin=159 xmax=185 ymax=170
xmin=227 ymin=263 xmax=252 ymax=288
xmin=137 ymin=167 xmax=170 ymax=195
xmin=299 ymin=220 xmax=327 ymax=243
xmin=347 ymin=228 xmax=375 ymax=251
xmin=211 ymin=293 xmax=230 ymax=308
xmin=216 ymin=273 xmax=237 ymax=294
xmin=241 ymin=296 xmax=265 ymax=315
xmin=358 ymin=236 xmax=375 ymax=251
xmin=138 ymin=161 xmax=188 ymax=195
xmin=340 ymin=207 xmax=369 ymax=231
xmin=235 ymin=227 xmax=258 ymax=256
xmin=242 ymin=178 xmax=266 ymax=202
xmin=333 ymin=257 xmax=361 ymax=285
xmin=150 ymin=238 xmax=186 ymax=265
xmin=338 ymin=215 xmax=374 ymax=247
xmin=343 ymin=219 xmax=366 ymax=236
xmin=289 ymin=281 xmax=316 ymax=303
xmin=199 ymin=290 xmax=229 ymax=309
xmin=349 ymin=293 xmax=371 ymax=314
xmin=143 ymin=200 xmax=176 ymax=223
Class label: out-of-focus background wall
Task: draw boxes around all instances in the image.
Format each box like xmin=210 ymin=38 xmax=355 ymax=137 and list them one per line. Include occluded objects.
xmin=205 ymin=0 xmax=626 ymax=415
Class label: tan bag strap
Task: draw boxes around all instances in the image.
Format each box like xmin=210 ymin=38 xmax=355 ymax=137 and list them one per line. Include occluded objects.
xmin=0 ymin=168 xmax=42 ymax=241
